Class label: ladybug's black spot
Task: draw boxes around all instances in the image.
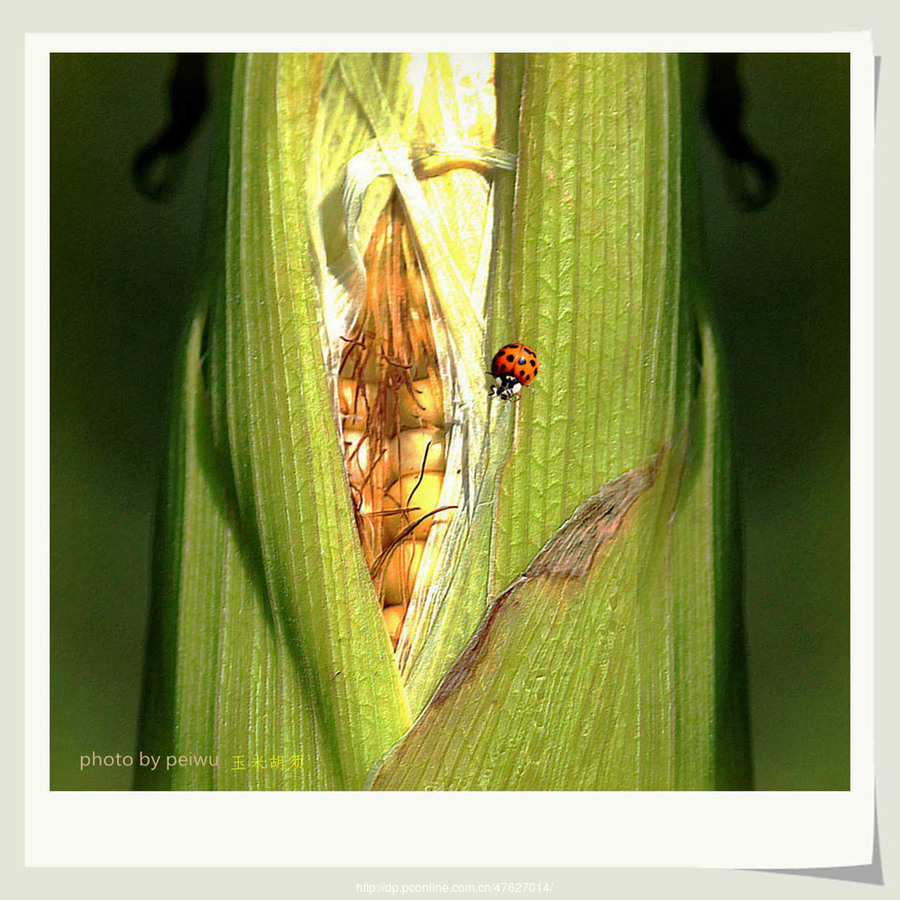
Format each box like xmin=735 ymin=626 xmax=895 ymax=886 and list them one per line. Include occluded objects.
xmin=518 ymin=357 xmax=526 ymax=366
xmin=506 ymin=354 xmax=514 ymax=362
xmin=529 ymin=359 xmax=536 ymax=367
xmin=523 ymin=373 xmax=531 ymax=382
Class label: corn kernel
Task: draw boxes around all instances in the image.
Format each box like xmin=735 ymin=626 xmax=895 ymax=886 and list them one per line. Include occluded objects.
xmin=380 ymin=540 xmax=426 ymax=607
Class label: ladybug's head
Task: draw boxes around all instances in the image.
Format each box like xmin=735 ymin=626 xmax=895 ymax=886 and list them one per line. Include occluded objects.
xmin=490 ymin=374 xmax=522 ymax=401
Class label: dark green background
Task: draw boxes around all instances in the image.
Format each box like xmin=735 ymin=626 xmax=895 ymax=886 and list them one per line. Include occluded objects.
xmin=50 ymin=53 xmax=850 ymax=790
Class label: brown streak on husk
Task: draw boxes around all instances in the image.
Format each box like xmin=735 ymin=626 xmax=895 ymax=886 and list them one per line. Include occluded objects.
xmin=429 ymin=458 xmax=658 ymax=707
xmin=525 ymin=462 xmax=656 ymax=579
xmin=430 ymin=576 xmax=527 ymax=706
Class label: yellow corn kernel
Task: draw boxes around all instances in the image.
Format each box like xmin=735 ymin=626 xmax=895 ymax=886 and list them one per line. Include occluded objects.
xmin=398 ymin=377 xmax=444 ymax=429
xmin=341 ymin=429 xmax=374 ymax=488
xmin=388 ymin=428 xmax=446 ymax=482
xmin=381 ymin=471 xmax=448 ymax=542
xmin=382 ymin=605 xmax=404 ymax=644
xmin=337 ymin=378 xmax=373 ymax=429
xmin=380 ymin=540 xmax=426 ymax=607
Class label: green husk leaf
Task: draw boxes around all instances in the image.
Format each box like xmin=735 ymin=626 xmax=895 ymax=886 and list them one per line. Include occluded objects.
xmin=369 ymin=53 xmax=750 ymax=790
xmin=137 ymin=53 xmax=410 ymax=791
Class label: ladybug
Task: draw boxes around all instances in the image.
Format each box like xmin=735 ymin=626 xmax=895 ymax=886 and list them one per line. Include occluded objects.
xmin=489 ymin=343 xmax=539 ymax=400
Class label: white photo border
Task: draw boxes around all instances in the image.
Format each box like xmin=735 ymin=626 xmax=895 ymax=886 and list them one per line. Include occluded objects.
xmin=27 ymin=32 xmax=873 ymax=869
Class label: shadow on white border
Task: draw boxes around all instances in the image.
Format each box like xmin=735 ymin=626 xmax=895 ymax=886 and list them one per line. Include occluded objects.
xmin=754 ymin=801 xmax=882 ymax=885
